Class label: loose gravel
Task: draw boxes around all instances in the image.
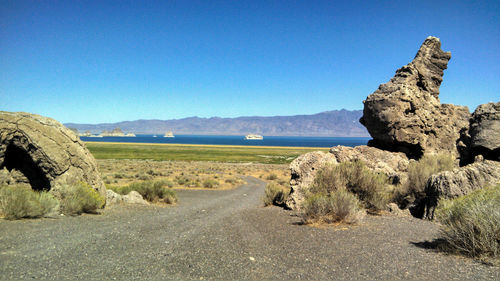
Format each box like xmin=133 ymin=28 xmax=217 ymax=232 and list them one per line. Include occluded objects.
xmin=0 ymin=177 xmax=498 ymax=280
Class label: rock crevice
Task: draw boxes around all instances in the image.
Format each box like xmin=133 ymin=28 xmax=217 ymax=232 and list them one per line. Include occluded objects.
xmin=0 ymin=111 xmax=106 ymax=199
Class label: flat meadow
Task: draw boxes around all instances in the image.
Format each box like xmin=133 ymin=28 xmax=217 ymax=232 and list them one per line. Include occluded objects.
xmin=86 ymin=142 xmax=328 ymax=191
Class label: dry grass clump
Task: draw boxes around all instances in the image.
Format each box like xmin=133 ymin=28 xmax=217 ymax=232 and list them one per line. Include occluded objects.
xmin=57 ymin=183 xmax=105 ymax=215
xmin=395 ymin=153 xmax=455 ymax=207
xmin=0 ymin=185 xmax=58 ymax=220
xmin=436 ymin=185 xmax=500 ymax=262
xmin=263 ymin=183 xmax=289 ymax=206
xmin=302 ymin=189 xmax=365 ymax=224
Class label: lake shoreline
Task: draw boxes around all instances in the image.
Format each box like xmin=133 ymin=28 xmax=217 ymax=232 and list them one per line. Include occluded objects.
xmin=83 ymin=141 xmax=337 ymax=150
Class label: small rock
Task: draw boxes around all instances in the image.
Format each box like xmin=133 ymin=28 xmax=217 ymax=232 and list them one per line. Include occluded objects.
xmin=122 ymin=191 xmax=149 ymax=205
xmin=106 ymin=189 xmax=123 ymax=205
xmin=387 ymin=203 xmax=410 ymax=216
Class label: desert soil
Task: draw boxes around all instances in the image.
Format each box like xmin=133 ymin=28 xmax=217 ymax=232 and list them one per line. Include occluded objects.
xmin=0 ymin=177 xmax=498 ymax=280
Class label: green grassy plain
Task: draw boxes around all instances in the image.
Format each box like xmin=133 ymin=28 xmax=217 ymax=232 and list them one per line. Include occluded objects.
xmin=85 ymin=142 xmax=328 ymax=164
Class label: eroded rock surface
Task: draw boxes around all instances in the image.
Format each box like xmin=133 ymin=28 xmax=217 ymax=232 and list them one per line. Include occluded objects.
xmin=469 ymin=102 xmax=500 ymax=161
xmin=286 ymin=151 xmax=337 ymax=210
xmin=285 ymin=147 xmax=408 ymax=210
xmin=360 ymin=36 xmax=470 ymax=159
xmin=329 ymin=145 xmax=409 ymax=185
xmin=423 ymin=160 xmax=500 ymax=219
xmin=0 ymin=111 xmax=106 ymax=198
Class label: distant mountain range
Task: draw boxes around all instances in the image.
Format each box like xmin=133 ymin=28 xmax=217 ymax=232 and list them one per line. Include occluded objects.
xmin=65 ymin=109 xmax=369 ymax=137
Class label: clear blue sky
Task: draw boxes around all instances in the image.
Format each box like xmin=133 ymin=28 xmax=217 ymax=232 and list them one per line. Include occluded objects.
xmin=1 ymin=0 xmax=498 ymax=124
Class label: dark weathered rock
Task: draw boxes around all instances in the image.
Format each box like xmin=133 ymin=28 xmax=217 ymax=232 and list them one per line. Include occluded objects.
xmin=0 ymin=111 xmax=106 ymax=199
xmin=469 ymin=102 xmax=500 ymax=161
xmin=423 ymin=160 xmax=500 ymax=219
xmin=360 ymin=36 xmax=470 ymax=159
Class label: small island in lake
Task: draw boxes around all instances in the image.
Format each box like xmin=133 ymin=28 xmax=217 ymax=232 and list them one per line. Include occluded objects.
xmin=244 ymin=134 xmax=263 ymax=140
xmin=164 ymin=131 xmax=175 ymax=138
xmin=99 ymin=127 xmax=135 ymax=137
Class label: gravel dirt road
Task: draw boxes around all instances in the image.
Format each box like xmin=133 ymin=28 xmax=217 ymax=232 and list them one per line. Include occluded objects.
xmin=1 ymin=177 xmax=498 ymax=280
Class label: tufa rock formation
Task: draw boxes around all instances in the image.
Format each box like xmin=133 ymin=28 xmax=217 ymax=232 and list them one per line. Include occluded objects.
xmin=286 ymin=146 xmax=409 ymax=210
xmin=423 ymin=160 xmax=500 ymax=219
xmin=469 ymin=102 xmax=500 ymax=161
xmin=0 ymin=111 xmax=106 ymax=198
xmin=286 ymin=36 xmax=499 ymax=215
xmin=360 ymin=36 xmax=470 ymax=159
xmin=287 ymin=151 xmax=337 ymax=210
xmin=100 ymin=127 xmax=126 ymax=137
xmin=329 ymin=146 xmax=409 ymax=185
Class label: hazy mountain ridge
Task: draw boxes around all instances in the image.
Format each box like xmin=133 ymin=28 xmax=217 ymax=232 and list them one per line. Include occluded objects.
xmin=65 ymin=109 xmax=369 ymax=137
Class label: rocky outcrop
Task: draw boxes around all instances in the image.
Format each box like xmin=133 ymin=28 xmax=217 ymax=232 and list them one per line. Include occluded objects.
xmin=423 ymin=160 xmax=500 ymax=219
xmin=329 ymin=145 xmax=409 ymax=185
xmin=286 ymin=151 xmax=337 ymax=210
xmin=285 ymin=147 xmax=408 ymax=210
xmin=360 ymin=36 xmax=470 ymax=159
xmin=286 ymin=36 xmax=497 ymax=218
xmin=0 ymin=111 xmax=106 ymax=198
xmin=469 ymin=102 xmax=500 ymax=161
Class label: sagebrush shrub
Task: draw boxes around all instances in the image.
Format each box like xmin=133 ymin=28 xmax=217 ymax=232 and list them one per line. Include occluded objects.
xmin=302 ymin=189 xmax=365 ymax=224
xmin=162 ymin=189 xmax=177 ymax=204
xmin=310 ymin=161 xmax=390 ymax=210
xmin=0 ymin=185 xmax=58 ymax=220
xmin=436 ymin=185 xmax=500 ymax=260
xmin=58 ymin=183 xmax=105 ymax=215
xmin=403 ymin=153 xmax=455 ymax=199
xmin=202 ymin=178 xmax=219 ymax=188
xmin=266 ymin=173 xmax=278 ymax=180
xmin=108 ymin=180 xmax=177 ymax=204
xmin=263 ymin=183 xmax=288 ymax=206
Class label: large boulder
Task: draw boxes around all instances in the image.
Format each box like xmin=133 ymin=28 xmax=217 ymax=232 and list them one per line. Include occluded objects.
xmin=360 ymin=36 xmax=470 ymax=159
xmin=329 ymin=145 xmax=409 ymax=185
xmin=469 ymin=102 xmax=500 ymax=161
xmin=286 ymin=151 xmax=337 ymax=210
xmin=285 ymin=146 xmax=409 ymax=210
xmin=0 ymin=111 xmax=106 ymax=198
xmin=423 ymin=160 xmax=500 ymax=219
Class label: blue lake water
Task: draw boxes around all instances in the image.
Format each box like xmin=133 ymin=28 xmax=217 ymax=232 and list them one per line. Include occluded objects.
xmin=81 ymin=135 xmax=370 ymax=148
